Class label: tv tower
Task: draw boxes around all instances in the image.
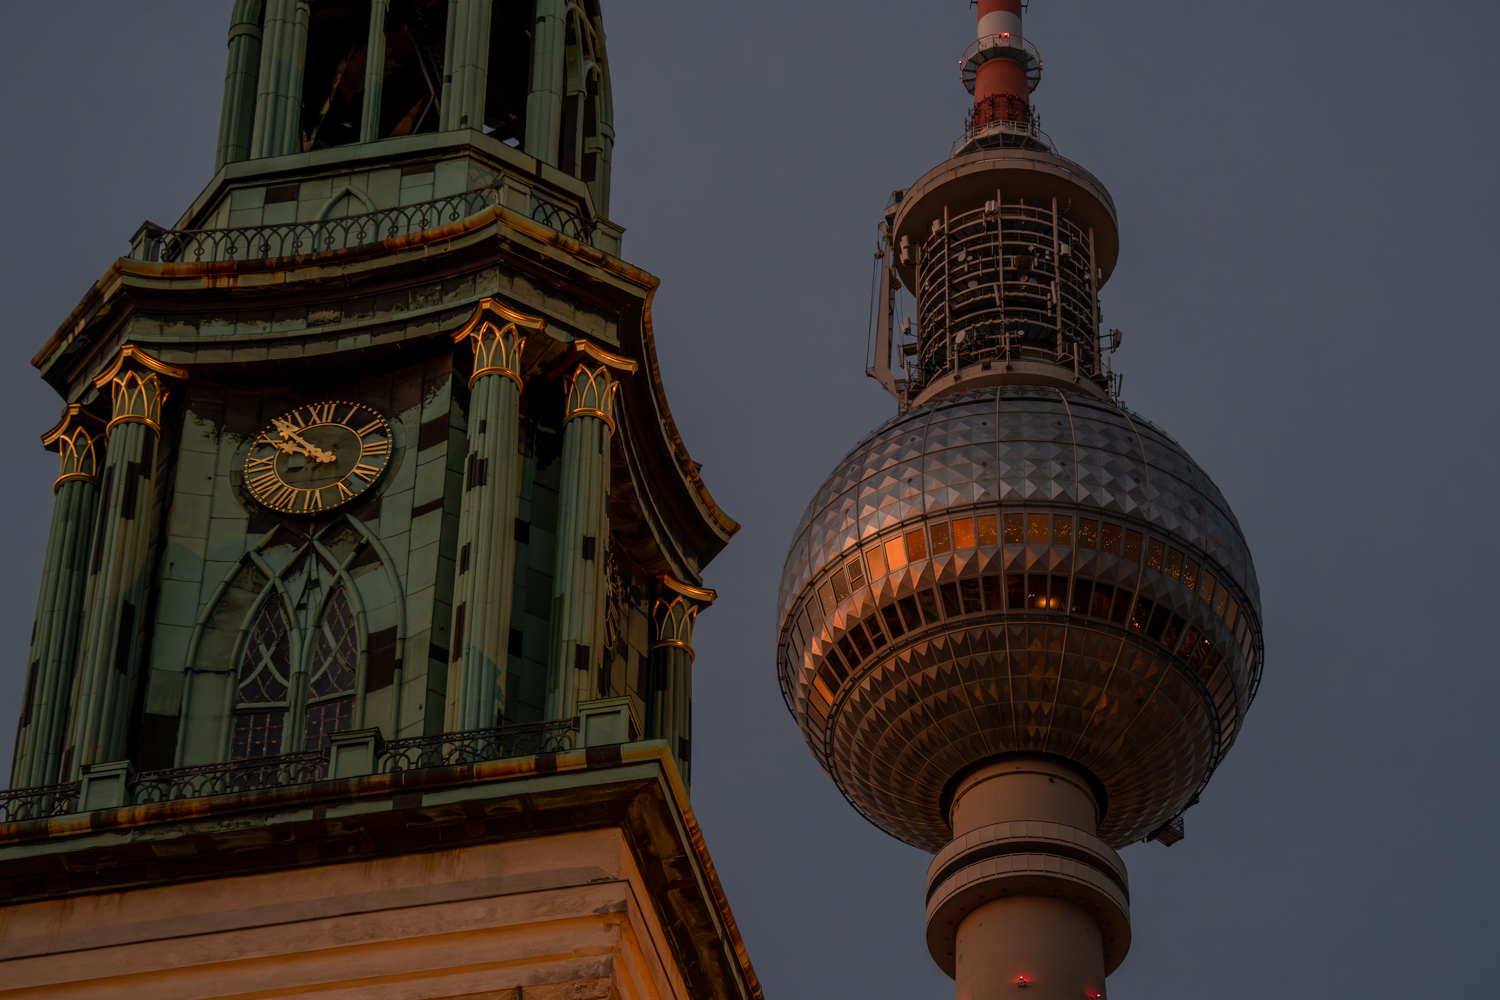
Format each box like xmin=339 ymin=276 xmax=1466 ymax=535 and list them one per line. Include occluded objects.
xmin=777 ymin=3 xmax=1264 ymax=998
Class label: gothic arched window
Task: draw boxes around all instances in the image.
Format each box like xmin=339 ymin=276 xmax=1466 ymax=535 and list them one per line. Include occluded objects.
xmin=304 ymin=588 xmax=359 ymax=750
xmin=232 ymin=598 xmax=292 ymax=759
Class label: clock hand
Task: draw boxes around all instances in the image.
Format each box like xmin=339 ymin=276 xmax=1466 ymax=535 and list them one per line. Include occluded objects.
xmin=270 ymin=418 xmax=338 ymax=464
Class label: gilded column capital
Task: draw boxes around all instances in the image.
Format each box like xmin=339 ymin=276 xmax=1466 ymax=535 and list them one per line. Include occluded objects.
xmin=453 ymin=298 xmax=546 ymax=389
xmin=41 ymin=405 xmax=107 ymax=492
xmin=561 ymin=342 xmax=639 ymax=434
xmin=651 ymin=575 xmax=717 ymax=661
xmin=92 ymin=346 xmax=189 ymax=435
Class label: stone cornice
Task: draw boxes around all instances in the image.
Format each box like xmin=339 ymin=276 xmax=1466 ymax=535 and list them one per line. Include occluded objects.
xmin=0 ymin=740 xmax=763 ymax=1000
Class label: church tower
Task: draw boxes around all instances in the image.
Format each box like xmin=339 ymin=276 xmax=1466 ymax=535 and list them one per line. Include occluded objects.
xmin=0 ymin=6 xmax=760 ymax=999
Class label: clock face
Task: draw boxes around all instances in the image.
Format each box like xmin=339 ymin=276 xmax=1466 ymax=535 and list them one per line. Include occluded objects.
xmin=243 ymin=401 xmax=392 ymax=514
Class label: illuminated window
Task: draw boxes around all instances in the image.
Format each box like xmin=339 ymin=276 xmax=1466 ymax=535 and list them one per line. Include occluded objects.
xmin=1164 ymin=548 xmax=1183 ymax=580
xmin=1123 ymin=530 xmax=1143 ymax=562
xmin=846 ymin=557 xmax=865 ymax=589
xmin=977 ymin=514 xmax=998 ymax=546
xmin=1178 ymin=626 xmax=1200 ymax=658
xmin=1027 ymin=514 xmax=1049 ymax=544
xmin=1130 ymin=597 xmax=1153 ymax=632
xmin=1191 ymin=637 xmax=1212 ymax=668
xmin=818 ymin=583 xmax=837 ymax=614
xmin=1225 ymin=599 xmax=1239 ymax=629
xmin=1049 ymin=576 xmax=1068 ymax=610
xmin=304 ymin=588 xmax=359 ymax=751
xmin=953 ymin=517 xmax=976 ymax=549
xmin=1100 ymin=523 xmax=1122 ymax=555
xmin=1026 ymin=574 xmax=1048 ymax=610
xmin=1146 ymin=539 xmax=1165 ymax=570
xmin=905 ymin=529 xmax=928 ymax=561
xmin=831 ymin=568 xmax=851 ymax=602
xmin=1198 ymin=570 xmax=1216 ymax=602
xmin=884 ymin=536 xmax=908 ymax=571
xmin=930 ymin=522 xmax=952 ymax=554
xmin=233 ymin=598 xmax=291 ymax=759
xmin=1003 ymin=513 xmax=1024 ymax=544
xmin=866 ymin=545 xmax=887 ymax=578
xmin=1053 ymin=515 xmax=1073 ymax=546
xmin=1182 ymin=559 xmax=1199 ymax=591
xmin=1078 ymin=519 xmax=1098 ymax=550
xmin=1212 ymin=582 xmax=1229 ymax=617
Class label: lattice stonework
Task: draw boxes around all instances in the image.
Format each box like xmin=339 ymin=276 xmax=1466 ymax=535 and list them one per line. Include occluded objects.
xmin=233 ymin=598 xmax=292 ymax=759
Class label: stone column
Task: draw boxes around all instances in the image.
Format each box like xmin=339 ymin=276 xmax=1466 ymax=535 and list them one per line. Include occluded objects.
xmin=524 ymin=0 xmax=566 ymax=165
xmin=440 ymin=0 xmax=493 ymax=132
xmin=445 ymin=301 xmax=545 ymax=732
xmin=250 ymin=0 xmax=310 ymax=159
xmin=359 ymin=0 xmax=389 ymax=144
xmin=924 ymin=758 xmax=1131 ymax=1000
xmin=215 ymin=0 xmax=265 ymax=171
xmin=647 ymin=576 xmax=715 ymax=786
xmin=62 ymin=348 xmax=188 ymax=778
xmin=10 ymin=408 xmax=105 ymax=789
xmin=545 ymin=344 xmax=636 ymax=722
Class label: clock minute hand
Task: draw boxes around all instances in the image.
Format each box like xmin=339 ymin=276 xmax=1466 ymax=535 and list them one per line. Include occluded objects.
xmin=271 ymin=418 xmax=338 ymax=464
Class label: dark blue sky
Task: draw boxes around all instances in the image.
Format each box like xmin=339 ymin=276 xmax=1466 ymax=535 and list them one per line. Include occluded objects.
xmin=1 ymin=3 xmax=1497 ymax=997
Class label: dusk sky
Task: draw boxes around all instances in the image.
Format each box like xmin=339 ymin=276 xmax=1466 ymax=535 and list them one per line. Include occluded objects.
xmin=1 ymin=3 xmax=1497 ymax=997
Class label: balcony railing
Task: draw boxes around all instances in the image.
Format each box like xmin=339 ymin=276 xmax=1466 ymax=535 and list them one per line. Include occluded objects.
xmin=133 ymin=184 xmax=594 ymax=266
xmin=0 ymin=781 xmax=79 ymax=824
xmin=0 ymin=720 xmax=577 ymax=822
xmin=383 ymin=720 xmax=576 ymax=771
xmin=134 ymin=749 xmax=329 ymax=804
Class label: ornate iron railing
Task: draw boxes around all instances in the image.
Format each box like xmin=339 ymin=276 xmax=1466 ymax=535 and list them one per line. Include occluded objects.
xmin=4 ymin=720 xmax=579 ymax=817
xmin=382 ymin=719 xmax=576 ymax=772
xmin=141 ymin=183 xmax=593 ymax=265
xmin=133 ymin=750 xmax=328 ymax=804
xmin=0 ymin=781 xmax=80 ymax=823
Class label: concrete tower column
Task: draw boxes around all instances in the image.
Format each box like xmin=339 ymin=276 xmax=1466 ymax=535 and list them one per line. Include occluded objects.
xmin=440 ymin=0 xmax=493 ymax=132
xmin=62 ymin=348 xmax=188 ymax=778
xmin=445 ymin=302 xmax=544 ymax=732
xmin=545 ymin=344 xmax=636 ymax=723
xmin=10 ymin=408 xmax=105 ymax=789
xmin=646 ymin=578 xmax=714 ymax=786
xmin=215 ymin=0 xmax=265 ymax=171
xmin=926 ymin=759 xmax=1131 ymax=1000
xmin=250 ymin=0 xmax=310 ymax=159
xmin=524 ymin=0 xmax=566 ymax=165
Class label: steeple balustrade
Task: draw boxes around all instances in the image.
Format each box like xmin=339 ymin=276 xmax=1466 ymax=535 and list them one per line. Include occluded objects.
xmin=132 ymin=181 xmax=596 ymax=266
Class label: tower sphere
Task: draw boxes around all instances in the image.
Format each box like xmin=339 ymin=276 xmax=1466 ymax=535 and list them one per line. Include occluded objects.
xmin=779 ymin=1 xmax=1268 ymax=992
xmin=777 ymin=385 xmax=1263 ymax=850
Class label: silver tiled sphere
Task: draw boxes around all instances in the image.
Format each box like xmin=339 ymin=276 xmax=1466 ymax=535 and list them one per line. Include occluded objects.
xmin=777 ymin=386 xmax=1263 ymax=850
